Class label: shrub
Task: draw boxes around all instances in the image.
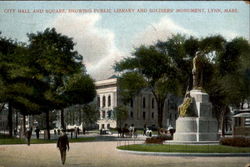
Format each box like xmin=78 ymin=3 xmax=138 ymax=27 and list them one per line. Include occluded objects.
xmin=220 ymin=137 xmax=250 ymax=147
xmin=145 ymin=136 xmax=172 ymax=144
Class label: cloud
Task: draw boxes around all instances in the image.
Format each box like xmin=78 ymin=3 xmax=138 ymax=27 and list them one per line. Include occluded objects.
xmin=133 ymin=16 xmax=195 ymax=47
xmin=221 ymin=30 xmax=239 ymax=40
xmin=50 ymin=13 xmax=124 ymax=80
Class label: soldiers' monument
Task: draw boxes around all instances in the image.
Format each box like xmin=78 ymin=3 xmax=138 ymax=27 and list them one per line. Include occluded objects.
xmin=174 ymin=51 xmax=218 ymax=142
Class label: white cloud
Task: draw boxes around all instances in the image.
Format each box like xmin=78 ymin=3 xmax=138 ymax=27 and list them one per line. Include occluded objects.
xmin=50 ymin=13 xmax=124 ymax=80
xmin=221 ymin=30 xmax=239 ymax=40
xmin=133 ymin=16 xmax=195 ymax=47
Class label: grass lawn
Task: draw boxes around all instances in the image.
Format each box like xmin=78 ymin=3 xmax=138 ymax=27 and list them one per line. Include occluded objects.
xmin=0 ymin=134 xmax=95 ymax=145
xmin=117 ymin=144 xmax=250 ymax=153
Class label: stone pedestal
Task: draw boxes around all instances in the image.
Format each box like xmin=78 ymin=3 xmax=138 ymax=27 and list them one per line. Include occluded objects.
xmin=174 ymin=90 xmax=219 ymax=142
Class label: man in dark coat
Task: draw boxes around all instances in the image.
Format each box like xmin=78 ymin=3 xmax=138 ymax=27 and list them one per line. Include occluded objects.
xmin=25 ymin=127 xmax=32 ymax=146
xmin=57 ymin=129 xmax=70 ymax=165
xmin=35 ymin=127 xmax=40 ymax=139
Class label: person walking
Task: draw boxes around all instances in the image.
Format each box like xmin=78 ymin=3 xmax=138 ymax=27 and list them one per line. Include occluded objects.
xmin=35 ymin=127 xmax=40 ymax=139
xmin=25 ymin=127 xmax=33 ymax=146
xmin=57 ymin=129 xmax=70 ymax=165
xmin=74 ymin=127 xmax=78 ymax=139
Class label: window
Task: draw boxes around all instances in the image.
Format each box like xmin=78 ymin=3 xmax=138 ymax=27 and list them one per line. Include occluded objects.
xmin=130 ymin=111 xmax=133 ymax=118
xmin=107 ymin=110 xmax=112 ymax=119
xmin=102 ymin=111 xmax=106 ymax=119
xmin=143 ymin=97 xmax=146 ymax=108
xmin=97 ymin=96 xmax=100 ymax=107
xmin=108 ymin=95 xmax=111 ymax=107
xmin=102 ymin=96 xmax=106 ymax=107
xmin=152 ymin=112 xmax=154 ymax=119
xmin=130 ymin=99 xmax=133 ymax=108
xmin=107 ymin=124 xmax=110 ymax=129
xmin=152 ymin=98 xmax=154 ymax=109
xmin=143 ymin=112 xmax=146 ymax=120
xmin=101 ymin=124 xmax=105 ymax=129
xmin=245 ymin=117 xmax=250 ymax=127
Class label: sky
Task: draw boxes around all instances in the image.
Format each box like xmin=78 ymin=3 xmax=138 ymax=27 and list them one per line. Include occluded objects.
xmin=0 ymin=1 xmax=249 ymax=81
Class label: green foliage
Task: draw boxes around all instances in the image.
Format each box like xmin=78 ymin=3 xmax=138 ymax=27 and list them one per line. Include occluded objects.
xmin=63 ymin=73 xmax=96 ymax=105
xmin=0 ymin=28 xmax=96 ymax=137
xmin=118 ymin=72 xmax=147 ymax=103
xmin=26 ymin=28 xmax=96 ymax=110
xmin=115 ymin=33 xmax=250 ymax=129
xmin=113 ymin=105 xmax=128 ymax=128
xmin=220 ymin=137 xmax=250 ymax=147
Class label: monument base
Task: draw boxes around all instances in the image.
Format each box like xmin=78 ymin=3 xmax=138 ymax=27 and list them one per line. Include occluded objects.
xmin=174 ymin=90 xmax=219 ymax=142
xmin=174 ymin=117 xmax=219 ymax=142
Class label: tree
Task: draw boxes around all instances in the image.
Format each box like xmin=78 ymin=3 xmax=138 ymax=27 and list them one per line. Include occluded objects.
xmin=27 ymin=28 xmax=95 ymax=138
xmin=113 ymin=105 xmax=128 ymax=128
xmin=0 ymin=34 xmax=42 ymax=136
xmin=60 ymin=73 xmax=96 ymax=129
xmin=65 ymin=103 xmax=99 ymax=128
xmin=115 ymin=43 xmax=181 ymax=128
xmin=114 ymin=34 xmax=239 ymax=129
xmin=213 ymin=37 xmax=250 ymax=136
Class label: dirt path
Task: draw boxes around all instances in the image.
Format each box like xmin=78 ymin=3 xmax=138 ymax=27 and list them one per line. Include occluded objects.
xmin=0 ymin=141 xmax=249 ymax=167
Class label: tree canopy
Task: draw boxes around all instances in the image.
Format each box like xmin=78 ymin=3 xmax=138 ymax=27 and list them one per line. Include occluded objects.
xmin=0 ymin=28 xmax=96 ymax=137
xmin=114 ymin=34 xmax=250 ymax=129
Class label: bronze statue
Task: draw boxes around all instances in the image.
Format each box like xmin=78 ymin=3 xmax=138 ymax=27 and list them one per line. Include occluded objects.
xmin=178 ymin=91 xmax=196 ymax=117
xmin=192 ymin=51 xmax=204 ymax=89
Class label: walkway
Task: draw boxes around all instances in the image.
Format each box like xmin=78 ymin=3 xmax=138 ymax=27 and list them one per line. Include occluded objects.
xmin=0 ymin=141 xmax=249 ymax=167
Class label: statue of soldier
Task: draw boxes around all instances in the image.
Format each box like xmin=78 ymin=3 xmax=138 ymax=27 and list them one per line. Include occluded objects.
xmin=192 ymin=51 xmax=204 ymax=89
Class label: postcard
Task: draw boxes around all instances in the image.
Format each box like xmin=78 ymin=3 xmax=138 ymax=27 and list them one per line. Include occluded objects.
xmin=0 ymin=1 xmax=249 ymax=167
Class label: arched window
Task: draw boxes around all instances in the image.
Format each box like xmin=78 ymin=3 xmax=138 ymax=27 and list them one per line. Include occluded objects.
xmin=108 ymin=95 xmax=111 ymax=107
xmin=102 ymin=96 xmax=106 ymax=107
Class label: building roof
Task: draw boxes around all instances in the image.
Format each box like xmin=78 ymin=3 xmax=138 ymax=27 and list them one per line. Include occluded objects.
xmin=95 ymin=78 xmax=117 ymax=88
xmin=108 ymin=75 xmax=118 ymax=79
xmin=233 ymin=112 xmax=250 ymax=118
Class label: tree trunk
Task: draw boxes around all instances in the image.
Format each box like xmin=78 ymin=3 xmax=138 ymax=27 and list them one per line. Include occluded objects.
xmin=8 ymin=102 xmax=13 ymax=137
xmin=61 ymin=109 xmax=65 ymax=130
xmin=46 ymin=111 xmax=50 ymax=140
xmin=15 ymin=110 xmax=18 ymax=131
xmin=220 ymin=106 xmax=226 ymax=137
xmin=157 ymin=102 xmax=164 ymax=128
xmin=22 ymin=114 xmax=26 ymax=138
xmin=240 ymin=100 xmax=244 ymax=109
xmin=0 ymin=103 xmax=5 ymax=113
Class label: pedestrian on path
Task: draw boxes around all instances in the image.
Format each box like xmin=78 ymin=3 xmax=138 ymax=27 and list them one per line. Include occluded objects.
xmin=57 ymin=129 xmax=70 ymax=165
xmin=74 ymin=127 xmax=78 ymax=139
xmin=25 ymin=127 xmax=32 ymax=146
xmin=35 ymin=127 xmax=40 ymax=139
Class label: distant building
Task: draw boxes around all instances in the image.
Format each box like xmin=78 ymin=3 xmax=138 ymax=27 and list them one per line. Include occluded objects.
xmin=0 ymin=103 xmax=30 ymax=135
xmin=232 ymin=109 xmax=250 ymax=136
xmin=95 ymin=77 xmax=181 ymax=130
xmin=0 ymin=104 xmax=8 ymax=131
xmin=96 ymin=77 xmax=118 ymax=130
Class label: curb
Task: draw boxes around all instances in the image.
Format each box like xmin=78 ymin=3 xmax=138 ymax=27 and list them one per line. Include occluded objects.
xmin=116 ymin=149 xmax=250 ymax=157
